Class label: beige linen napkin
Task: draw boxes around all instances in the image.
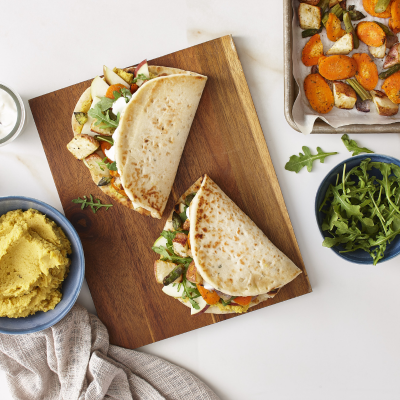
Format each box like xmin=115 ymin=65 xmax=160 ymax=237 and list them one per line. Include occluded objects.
xmin=0 ymin=304 xmax=220 ymax=400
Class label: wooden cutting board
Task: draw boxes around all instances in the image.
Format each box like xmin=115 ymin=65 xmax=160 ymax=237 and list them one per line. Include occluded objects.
xmin=29 ymin=35 xmax=312 ymax=349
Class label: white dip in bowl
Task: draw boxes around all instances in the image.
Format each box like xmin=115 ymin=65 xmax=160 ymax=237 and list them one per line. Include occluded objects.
xmin=0 ymin=83 xmax=25 ymax=147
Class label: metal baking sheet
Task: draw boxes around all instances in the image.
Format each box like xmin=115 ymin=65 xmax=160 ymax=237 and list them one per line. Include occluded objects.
xmin=283 ymin=0 xmax=400 ymax=134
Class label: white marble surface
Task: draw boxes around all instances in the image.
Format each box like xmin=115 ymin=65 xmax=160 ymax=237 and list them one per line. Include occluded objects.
xmin=1 ymin=1 xmax=400 ymax=399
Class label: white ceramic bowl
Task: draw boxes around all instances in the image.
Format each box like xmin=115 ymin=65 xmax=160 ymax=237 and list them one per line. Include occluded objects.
xmin=0 ymin=82 xmax=26 ymax=147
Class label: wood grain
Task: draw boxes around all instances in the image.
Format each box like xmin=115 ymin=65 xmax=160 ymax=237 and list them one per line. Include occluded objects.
xmin=29 ymin=35 xmax=312 ymax=349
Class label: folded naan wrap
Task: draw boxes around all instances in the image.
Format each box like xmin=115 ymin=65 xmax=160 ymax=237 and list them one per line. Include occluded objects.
xmin=152 ymin=175 xmax=302 ymax=315
xmin=68 ymin=62 xmax=207 ymax=218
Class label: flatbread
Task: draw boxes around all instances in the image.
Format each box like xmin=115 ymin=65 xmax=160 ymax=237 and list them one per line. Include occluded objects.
xmin=69 ymin=66 xmax=207 ymax=216
xmin=115 ymin=73 xmax=207 ymax=218
xmin=161 ymin=175 xmax=299 ymax=314
xmin=189 ymin=175 xmax=302 ymax=297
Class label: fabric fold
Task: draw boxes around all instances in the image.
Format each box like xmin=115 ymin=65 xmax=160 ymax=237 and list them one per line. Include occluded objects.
xmin=0 ymin=304 xmax=219 ymax=400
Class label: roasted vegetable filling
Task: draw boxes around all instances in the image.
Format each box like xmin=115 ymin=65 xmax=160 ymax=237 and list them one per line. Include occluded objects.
xmin=153 ymin=193 xmax=275 ymax=313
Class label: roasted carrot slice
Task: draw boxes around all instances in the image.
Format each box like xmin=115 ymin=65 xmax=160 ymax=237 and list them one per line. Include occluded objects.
xmin=353 ymin=53 xmax=379 ymax=91
xmin=105 ymin=83 xmax=126 ymax=99
xmin=356 ymin=22 xmax=386 ymax=47
xmin=233 ymin=296 xmax=252 ymax=306
xmin=100 ymin=141 xmax=112 ymax=154
xmin=390 ymin=0 xmax=400 ymax=34
xmin=304 ymin=73 xmax=334 ymax=114
xmin=301 ymin=34 xmax=324 ymax=66
xmin=382 ymin=70 xmax=400 ymax=103
xmin=318 ymin=55 xmax=328 ymax=68
xmin=363 ymin=0 xmax=393 ymax=18
xmin=196 ymin=284 xmax=220 ymax=305
xmin=326 ymin=13 xmax=346 ymax=42
xmin=130 ymin=83 xmax=139 ymax=94
xmin=318 ymin=55 xmax=357 ymax=80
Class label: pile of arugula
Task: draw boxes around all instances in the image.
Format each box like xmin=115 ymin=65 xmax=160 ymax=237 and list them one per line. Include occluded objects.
xmin=320 ymin=159 xmax=400 ymax=265
xmin=152 ymin=230 xmax=202 ymax=310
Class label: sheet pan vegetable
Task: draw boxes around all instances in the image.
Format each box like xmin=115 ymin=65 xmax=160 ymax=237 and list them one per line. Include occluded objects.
xmin=326 ymin=13 xmax=346 ymax=40
xmin=346 ymin=78 xmax=373 ymax=101
xmin=299 ymin=3 xmax=323 ymax=29
xmin=363 ymin=0 xmax=393 ymax=18
xmin=333 ymin=81 xmax=357 ymax=108
xmin=327 ymin=33 xmax=354 ymax=54
xmin=356 ymin=21 xmax=386 ymax=47
xmin=382 ymin=70 xmax=400 ymax=102
xmin=304 ymin=73 xmax=335 ymax=112
xmin=298 ymin=0 xmax=400 ymax=116
xmin=302 ymin=34 xmax=324 ymax=65
xmin=319 ymin=55 xmax=357 ymax=80
xmin=379 ymin=64 xmax=400 ymax=79
xmin=371 ymin=89 xmax=400 ymax=114
xmin=353 ymin=53 xmax=379 ymax=91
xmin=389 ymin=0 xmax=400 ymax=33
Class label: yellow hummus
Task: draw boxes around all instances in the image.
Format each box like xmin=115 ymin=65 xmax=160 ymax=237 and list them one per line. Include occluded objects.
xmin=0 ymin=209 xmax=71 ymax=318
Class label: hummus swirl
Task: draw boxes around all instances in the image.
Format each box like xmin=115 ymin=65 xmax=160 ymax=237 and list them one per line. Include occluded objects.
xmin=0 ymin=209 xmax=71 ymax=318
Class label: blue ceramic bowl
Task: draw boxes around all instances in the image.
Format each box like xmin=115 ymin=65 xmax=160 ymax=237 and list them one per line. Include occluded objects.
xmin=315 ymin=154 xmax=400 ymax=265
xmin=0 ymin=197 xmax=84 ymax=334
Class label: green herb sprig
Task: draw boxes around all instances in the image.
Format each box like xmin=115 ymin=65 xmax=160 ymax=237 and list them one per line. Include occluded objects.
xmin=341 ymin=134 xmax=374 ymax=157
xmin=95 ymin=135 xmax=114 ymax=145
xmin=133 ymin=73 xmax=151 ymax=84
xmin=72 ymin=195 xmax=113 ymax=213
xmin=88 ymin=104 xmax=120 ymax=129
xmin=285 ymin=146 xmax=338 ymax=173
xmin=97 ymin=157 xmax=117 ymax=171
xmin=221 ymin=297 xmax=237 ymax=307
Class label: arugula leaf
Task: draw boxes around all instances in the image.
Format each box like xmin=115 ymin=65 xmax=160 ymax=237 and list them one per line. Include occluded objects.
xmin=160 ymin=230 xmax=177 ymax=244
xmin=97 ymin=157 xmax=117 ymax=171
xmin=88 ymin=103 xmax=120 ymax=129
xmin=95 ymin=135 xmax=114 ymax=145
xmin=285 ymin=146 xmax=338 ymax=173
xmin=331 ymin=185 xmax=363 ymax=219
xmin=133 ymin=73 xmax=151 ymax=84
xmin=152 ymin=245 xmax=192 ymax=264
xmin=221 ymin=296 xmax=237 ymax=306
xmin=341 ymin=134 xmax=374 ymax=156
xmin=72 ymin=194 xmax=113 ymax=213
xmin=120 ymin=88 xmax=132 ymax=102
xmin=97 ymin=96 xmax=117 ymax=112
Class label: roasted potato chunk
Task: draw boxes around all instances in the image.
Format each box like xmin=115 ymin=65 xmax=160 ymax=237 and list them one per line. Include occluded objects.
xmin=299 ymin=3 xmax=322 ymax=30
xmin=182 ymin=218 xmax=190 ymax=231
xmin=383 ymin=43 xmax=400 ymax=68
xmin=333 ymin=81 xmax=357 ymax=109
xmin=84 ymin=153 xmax=112 ymax=186
xmin=186 ymin=261 xmax=203 ymax=284
xmin=154 ymin=260 xmax=182 ymax=284
xmin=90 ymin=121 xmax=115 ymax=136
xmin=327 ymin=33 xmax=354 ymax=55
xmin=371 ymin=90 xmax=399 ymax=116
xmin=67 ymin=134 xmax=99 ymax=160
xmin=369 ymin=41 xmax=386 ymax=59
xmin=113 ymin=67 xmax=133 ymax=84
xmin=172 ymin=233 xmax=189 ymax=257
